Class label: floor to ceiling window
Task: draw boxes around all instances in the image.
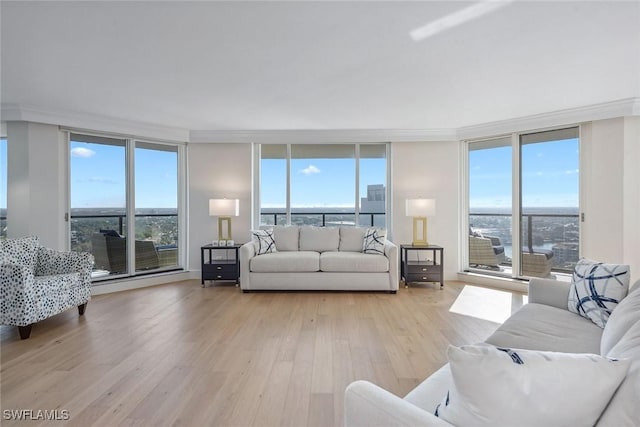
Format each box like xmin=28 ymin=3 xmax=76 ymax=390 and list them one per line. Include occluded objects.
xmin=468 ymin=137 xmax=513 ymax=276
xmin=467 ymin=127 xmax=580 ymax=279
xmin=256 ymin=143 xmax=389 ymax=228
xmin=69 ymin=132 xmax=183 ymax=280
xmin=0 ymin=137 xmax=7 ymax=239
xmin=520 ymin=128 xmax=580 ymax=277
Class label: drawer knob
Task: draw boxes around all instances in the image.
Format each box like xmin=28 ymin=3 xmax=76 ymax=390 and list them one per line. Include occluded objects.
xmin=216 ymin=275 xmax=223 ymax=279
xmin=216 ymin=266 xmax=222 ymax=270
xmin=422 ymin=268 xmax=427 ymax=271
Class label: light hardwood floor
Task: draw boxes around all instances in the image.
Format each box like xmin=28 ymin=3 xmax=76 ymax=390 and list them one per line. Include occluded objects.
xmin=1 ymin=280 xmax=516 ymax=427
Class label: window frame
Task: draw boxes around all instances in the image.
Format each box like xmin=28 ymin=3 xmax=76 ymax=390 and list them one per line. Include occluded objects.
xmin=253 ymin=142 xmax=391 ymax=231
xmin=66 ymin=130 xmax=187 ymax=282
xmin=463 ymin=126 xmax=581 ymax=279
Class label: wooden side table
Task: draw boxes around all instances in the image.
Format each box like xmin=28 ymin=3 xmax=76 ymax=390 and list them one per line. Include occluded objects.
xmin=201 ymin=244 xmax=242 ymax=287
xmin=400 ymin=244 xmax=444 ymax=289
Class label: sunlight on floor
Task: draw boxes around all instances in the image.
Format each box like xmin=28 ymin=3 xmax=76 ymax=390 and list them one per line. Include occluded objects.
xmin=449 ymin=285 xmax=528 ymax=324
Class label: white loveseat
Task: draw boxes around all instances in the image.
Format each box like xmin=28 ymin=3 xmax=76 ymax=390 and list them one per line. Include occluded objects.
xmin=240 ymin=226 xmax=398 ymax=292
xmin=345 ymin=277 xmax=640 ymax=426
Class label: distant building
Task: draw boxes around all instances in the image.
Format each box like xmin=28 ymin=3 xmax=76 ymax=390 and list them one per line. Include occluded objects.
xmin=361 ymin=184 xmax=385 ymax=213
xmin=552 ymin=242 xmax=579 ymax=266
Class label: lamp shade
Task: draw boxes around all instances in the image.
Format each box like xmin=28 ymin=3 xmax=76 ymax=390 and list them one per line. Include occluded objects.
xmin=405 ymin=198 xmax=436 ymax=217
xmin=209 ymin=199 xmax=239 ymax=217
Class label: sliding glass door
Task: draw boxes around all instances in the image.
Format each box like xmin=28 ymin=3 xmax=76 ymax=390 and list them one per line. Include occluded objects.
xmin=70 ymin=133 xmax=183 ymax=280
xmin=468 ymin=137 xmax=513 ymax=276
xmin=520 ymin=128 xmax=580 ymax=276
xmin=70 ymin=134 xmax=128 ymax=277
xmin=467 ymin=127 xmax=580 ymax=279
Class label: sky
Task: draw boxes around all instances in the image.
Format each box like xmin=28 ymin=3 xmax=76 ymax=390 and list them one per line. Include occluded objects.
xmin=69 ymin=140 xmax=177 ymax=209
xmin=260 ymin=157 xmax=386 ymax=208
xmin=469 ymin=138 xmax=579 ymax=209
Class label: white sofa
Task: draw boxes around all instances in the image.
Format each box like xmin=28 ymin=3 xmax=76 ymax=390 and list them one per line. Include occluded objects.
xmin=345 ymin=277 xmax=640 ymax=426
xmin=240 ymin=226 xmax=398 ymax=292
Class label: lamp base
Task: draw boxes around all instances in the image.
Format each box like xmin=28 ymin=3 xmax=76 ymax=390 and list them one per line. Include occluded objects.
xmin=218 ymin=216 xmax=232 ymax=241
xmin=412 ymin=217 xmax=429 ymax=246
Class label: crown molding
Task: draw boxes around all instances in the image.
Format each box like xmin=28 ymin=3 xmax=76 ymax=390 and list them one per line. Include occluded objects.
xmin=189 ymin=128 xmax=458 ymax=144
xmin=3 ymin=97 xmax=638 ymax=144
xmin=457 ymin=97 xmax=640 ymax=140
xmin=1 ymin=103 xmax=190 ymax=142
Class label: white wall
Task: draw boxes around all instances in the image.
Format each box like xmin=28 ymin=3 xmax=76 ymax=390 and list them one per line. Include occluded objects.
xmin=580 ymin=118 xmax=626 ymax=262
xmin=579 ymin=117 xmax=640 ymax=284
xmin=187 ymin=143 xmax=253 ymax=271
xmin=391 ymin=140 xmax=460 ymax=280
xmin=6 ymin=121 xmax=66 ymax=249
xmin=623 ymin=116 xmax=640 ymax=285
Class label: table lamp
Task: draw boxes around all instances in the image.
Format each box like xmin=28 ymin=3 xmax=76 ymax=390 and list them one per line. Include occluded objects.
xmin=405 ymin=198 xmax=436 ymax=246
xmin=209 ymin=198 xmax=239 ymax=243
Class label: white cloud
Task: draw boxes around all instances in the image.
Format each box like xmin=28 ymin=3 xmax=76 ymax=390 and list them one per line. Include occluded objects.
xmin=300 ymin=164 xmax=320 ymax=175
xmin=71 ymin=147 xmax=96 ymax=158
xmin=85 ymin=177 xmax=118 ymax=185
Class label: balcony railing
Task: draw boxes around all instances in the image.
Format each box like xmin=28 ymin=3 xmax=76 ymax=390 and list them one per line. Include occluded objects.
xmin=260 ymin=212 xmax=386 ymax=227
xmin=70 ymin=213 xmax=179 ymax=276
xmin=469 ymin=212 xmax=579 ymax=273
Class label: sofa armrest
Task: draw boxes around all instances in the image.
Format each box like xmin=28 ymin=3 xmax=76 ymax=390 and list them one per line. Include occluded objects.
xmin=345 ymin=380 xmax=454 ymax=427
xmin=528 ymin=277 xmax=571 ymax=310
xmin=384 ymin=240 xmax=399 ymax=291
xmin=239 ymin=242 xmax=256 ymax=289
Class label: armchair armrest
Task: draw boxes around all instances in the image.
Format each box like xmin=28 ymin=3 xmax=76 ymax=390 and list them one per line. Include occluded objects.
xmin=0 ymin=263 xmax=37 ymax=326
xmin=528 ymin=277 xmax=571 ymax=310
xmin=345 ymin=380 xmax=454 ymax=427
xmin=36 ymin=247 xmax=94 ymax=282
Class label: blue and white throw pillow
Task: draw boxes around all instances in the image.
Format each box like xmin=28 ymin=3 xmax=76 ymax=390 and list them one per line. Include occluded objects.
xmin=362 ymin=228 xmax=386 ymax=255
xmin=568 ymin=258 xmax=630 ymax=328
xmin=251 ymin=229 xmax=277 ymax=255
xmin=434 ymin=344 xmax=630 ymax=427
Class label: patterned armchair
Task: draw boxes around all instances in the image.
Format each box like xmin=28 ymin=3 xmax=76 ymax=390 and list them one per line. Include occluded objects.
xmin=1 ymin=236 xmax=93 ymax=339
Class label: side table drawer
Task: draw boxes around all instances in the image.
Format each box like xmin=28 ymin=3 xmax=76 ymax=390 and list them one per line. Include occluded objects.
xmin=406 ymin=262 xmax=439 ymax=274
xmin=203 ymin=263 xmax=237 ymax=280
xmin=405 ymin=272 xmax=441 ymax=283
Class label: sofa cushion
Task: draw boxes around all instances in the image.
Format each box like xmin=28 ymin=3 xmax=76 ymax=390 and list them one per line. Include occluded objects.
xmin=249 ymin=251 xmax=319 ymax=273
xmin=599 ymin=319 xmax=640 ymax=426
xmin=299 ymin=227 xmax=339 ymax=252
xmin=0 ymin=236 xmax=39 ymax=273
xmin=320 ymin=252 xmax=388 ymax=273
xmin=362 ymin=228 xmax=386 ymax=255
xmin=435 ymin=344 xmax=629 ymax=427
xmin=568 ymin=259 xmax=630 ymax=328
xmin=485 ymin=303 xmax=602 ymax=354
xmin=273 ymin=226 xmax=299 ymax=251
xmin=339 ymin=227 xmax=366 ymax=252
xmin=251 ymin=229 xmax=277 ymax=255
xmin=601 ymin=284 xmax=640 ymax=355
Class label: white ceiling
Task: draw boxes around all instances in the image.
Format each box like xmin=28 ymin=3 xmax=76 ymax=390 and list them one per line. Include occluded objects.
xmin=1 ymin=1 xmax=639 ymax=133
